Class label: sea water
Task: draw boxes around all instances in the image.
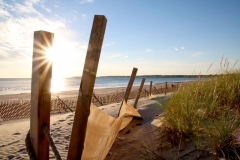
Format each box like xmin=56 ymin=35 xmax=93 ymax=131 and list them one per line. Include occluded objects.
xmin=0 ymin=76 xmax=198 ymax=95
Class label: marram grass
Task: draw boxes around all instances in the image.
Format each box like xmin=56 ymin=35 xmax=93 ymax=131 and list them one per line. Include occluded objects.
xmin=163 ymin=69 xmax=240 ymax=158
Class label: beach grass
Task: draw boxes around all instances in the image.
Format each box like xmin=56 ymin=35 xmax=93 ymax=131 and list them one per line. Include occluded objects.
xmin=161 ymin=67 xmax=240 ymax=158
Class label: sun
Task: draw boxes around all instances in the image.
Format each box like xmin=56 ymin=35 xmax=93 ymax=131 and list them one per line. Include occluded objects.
xmin=46 ymin=47 xmax=55 ymax=62
xmin=51 ymin=77 xmax=65 ymax=92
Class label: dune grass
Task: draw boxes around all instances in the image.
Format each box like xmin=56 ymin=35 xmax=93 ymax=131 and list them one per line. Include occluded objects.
xmin=162 ymin=68 xmax=240 ymax=158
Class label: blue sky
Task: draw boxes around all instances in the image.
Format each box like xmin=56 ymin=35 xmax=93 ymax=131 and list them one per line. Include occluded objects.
xmin=0 ymin=0 xmax=240 ymax=78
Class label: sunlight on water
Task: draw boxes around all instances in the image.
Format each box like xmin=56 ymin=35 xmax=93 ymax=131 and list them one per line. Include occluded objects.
xmin=51 ymin=78 xmax=65 ymax=92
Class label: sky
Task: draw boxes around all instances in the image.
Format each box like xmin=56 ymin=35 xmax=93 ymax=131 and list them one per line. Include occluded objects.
xmin=0 ymin=0 xmax=240 ymax=78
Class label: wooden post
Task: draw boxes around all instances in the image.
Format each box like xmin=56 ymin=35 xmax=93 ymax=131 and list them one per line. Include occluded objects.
xmin=67 ymin=15 xmax=107 ymax=160
xmin=30 ymin=31 xmax=54 ymax=159
xmin=144 ymin=88 xmax=149 ymax=96
xmin=165 ymin=82 xmax=167 ymax=95
xmin=133 ymin=78 xmax=145 ymax=108
xmin=124 ymin=68 xmax=138 ymax=102
xmin=149 ymin=81 xmax=152 ymax=96
xmin=117 ymin=68 xmax=138 ymax=116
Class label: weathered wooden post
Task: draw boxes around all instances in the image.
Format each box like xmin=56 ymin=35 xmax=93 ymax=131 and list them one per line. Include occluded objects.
xmin=124 ymin=68 xmax=138 ymax=102
xmin=30 ymin=31 xmax=54 ymax=159
xmin=133 ymin=78 xmax=145 ymax=108
xmin=165 ymin=82 xmax=167 ymax=95
xmin=118 ymin=68 xmax=138 ymax=116
xmin=67 ymin=15 xmax=107 ymax=160
xmin=149 ymin=81 xmax=152 ymax=96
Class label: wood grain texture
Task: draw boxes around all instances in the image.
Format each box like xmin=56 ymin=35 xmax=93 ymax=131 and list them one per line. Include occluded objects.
xmin=133 ymin=78 xmax=145 ymax=108
xmin=30 ymin=30 xmax=54 ymax=159
xmin=67 ymin=15 xmax=107 ymax=160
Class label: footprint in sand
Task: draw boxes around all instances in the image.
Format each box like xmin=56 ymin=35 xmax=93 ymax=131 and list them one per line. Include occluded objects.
xmin=64 ymin=135 xmax=70 ymax=140
xmin=17 ymin=148 xmax=26 ymax=153
xmin=125 ymin=130 xmax=131 ymax=134
xmin=12 ymin=132 xmax=21 ymax=135
xmin=58 ymin=119 xmax=65 ymax=122
xmin=7 ymin=155 xmax=14 ymax=159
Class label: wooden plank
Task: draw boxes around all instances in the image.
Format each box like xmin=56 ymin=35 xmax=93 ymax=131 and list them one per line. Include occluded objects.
xmin=92 ymin=92 xmax=103 ymax=106
xmin=67 ymin=15 xmax=107 ymax=160
xmin=154 ymin=86 xmax=160 ymax=94
xmin=133 ymin=78 xmax=145 ymax=108
xmin=30 ymin=30 xmax=54 ymax=159
xmin=149 ymin=81 xmax=152 ymax=95
xmin=165 ymin=82 xmax=168 ymax=95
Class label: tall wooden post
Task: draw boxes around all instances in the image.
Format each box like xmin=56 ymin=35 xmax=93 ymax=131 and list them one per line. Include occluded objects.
xmin=123 ymin=68 xmax=138 ymax=102
xmin=133 ymin=78 xmax=145 ymax=108
xmin=67 ymin=15 xmax=107 ymax=160
xmin=149 ymin=81 xmax=152 ymax=96
xmin=30 ymin=31 xmax=54 ymax=159
xmin=165 ymin=82 xmax=167 ymax=95
xmin=118 ymin=68 xmax=138 ymax=116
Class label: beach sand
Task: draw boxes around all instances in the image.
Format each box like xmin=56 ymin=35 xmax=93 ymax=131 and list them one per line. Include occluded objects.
xmin=0 ymin=85 xmax=169 ymax=159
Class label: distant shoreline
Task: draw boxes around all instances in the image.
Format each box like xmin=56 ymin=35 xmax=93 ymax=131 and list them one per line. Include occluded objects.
xmin=0 ymin=74 xmax=213 ymax=79
xmin=0 ymin=82 xmax=181 ymax=102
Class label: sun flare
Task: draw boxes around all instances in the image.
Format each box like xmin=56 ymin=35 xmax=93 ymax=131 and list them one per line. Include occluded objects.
xmin=51 ymin=77 xmax=65 ymax=92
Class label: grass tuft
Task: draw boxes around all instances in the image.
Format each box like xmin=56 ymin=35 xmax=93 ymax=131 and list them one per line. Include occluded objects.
xmin=162 ymin=67 xmax=240 ymax=159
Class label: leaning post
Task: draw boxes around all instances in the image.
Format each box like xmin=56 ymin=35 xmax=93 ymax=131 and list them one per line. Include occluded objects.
xmin=149 ymin=81 xmax=152 ymax=96
xmin=133 ymin=78 xmax=145 ymax=108
xmin=117 ymin=68 xmax=138 ymax=116
xmin=30 ymin=31 xmax=54 ymax=159
xmin=165 ymin=81 xmax=168 ymax=95
xmin=124 ymin=68 xmax=138 ymax=102
xmin=67 ymin=15 xmax=107 ymax=160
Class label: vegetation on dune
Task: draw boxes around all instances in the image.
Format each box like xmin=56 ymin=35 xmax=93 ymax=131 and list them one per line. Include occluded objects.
xmin=162 ymin=67 xmax=240 ymax=159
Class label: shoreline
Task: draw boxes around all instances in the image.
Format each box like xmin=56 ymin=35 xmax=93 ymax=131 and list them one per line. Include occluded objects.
xmin=0 ymin=82 xmax=179 ymax=102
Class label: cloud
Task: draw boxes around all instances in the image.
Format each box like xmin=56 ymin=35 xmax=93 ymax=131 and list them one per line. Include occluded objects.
xmin=146 ymin=49 xmax=153 ymax=52
xmin=181 ymin=47 xmax=185 ymax=50
xmin=124 ymin=56 xmax=128 ymax=58
xmin=174 ymin=48 xmax=178 ymax=51
xmin=104 ymin=42 xmax=115 ymax=47
xmin=77 ymin=0 xmax=94 ymax=4
xmin=11 ymin=0 xmax=41 ymax=15
xmin=0 ymin=0 xmax=87 ymax=74
xmin=191 ymin=52 xmax=203 ymax=57
xmin=54 ymin=5 xmax=59 ymax=8
xmin=82 ymin=14 xmax=86 ymax=19
xmin=110 ymin=54 xmax=122 ymax=58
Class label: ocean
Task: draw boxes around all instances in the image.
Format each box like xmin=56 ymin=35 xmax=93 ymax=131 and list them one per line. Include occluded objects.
xmin=0 ymin=76 xmax=199 ymax=95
